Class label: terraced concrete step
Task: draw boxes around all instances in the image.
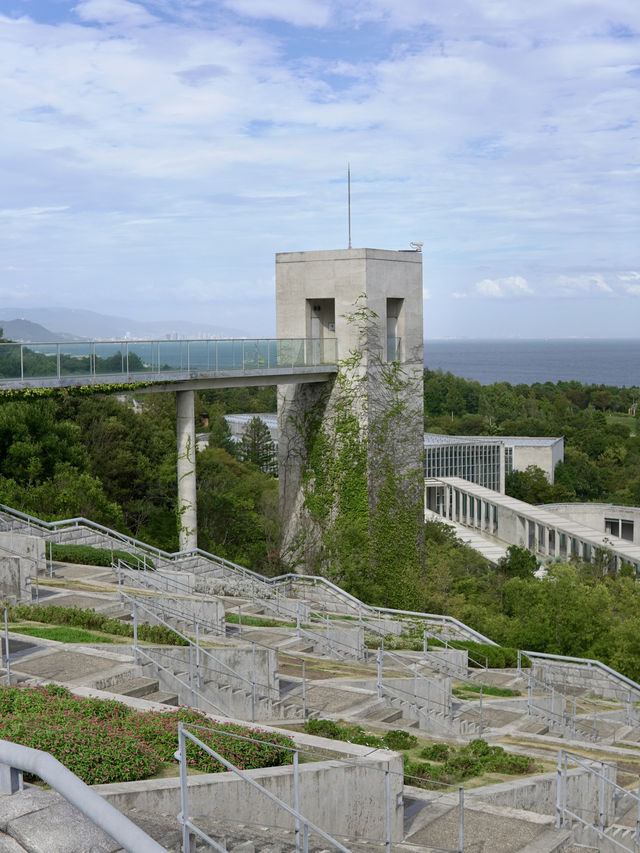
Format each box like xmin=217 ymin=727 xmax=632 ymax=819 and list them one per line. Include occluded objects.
xmin=362 ymin=705 xmax=404 ymax=723
xmin=143 ymin=690 xmax=179 ymax=705
xmin=109 ymin=676 xmax=159 ymax=698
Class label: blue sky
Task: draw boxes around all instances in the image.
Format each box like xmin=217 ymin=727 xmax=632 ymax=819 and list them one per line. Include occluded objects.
xmin=1 ymin=0 xmax=639 ymax=338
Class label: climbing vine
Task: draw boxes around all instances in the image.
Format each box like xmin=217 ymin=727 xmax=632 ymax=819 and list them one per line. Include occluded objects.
xmin=293 ymin=298 xmax=425 ymax=609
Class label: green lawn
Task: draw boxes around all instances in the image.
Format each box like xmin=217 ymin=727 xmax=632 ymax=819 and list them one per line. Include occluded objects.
xmin=9 ymin=624 xmax=115 ymax=643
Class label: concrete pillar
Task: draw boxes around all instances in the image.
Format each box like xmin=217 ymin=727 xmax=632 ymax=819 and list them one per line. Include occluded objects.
xmin=499 ymin=442 xmax=506 ymax=493
xmin=176 ymin=389 xmax=197 ymax=551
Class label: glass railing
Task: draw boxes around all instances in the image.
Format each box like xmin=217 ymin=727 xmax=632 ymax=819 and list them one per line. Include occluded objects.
xmin=0 ymin=337 xmax=338 ymax=384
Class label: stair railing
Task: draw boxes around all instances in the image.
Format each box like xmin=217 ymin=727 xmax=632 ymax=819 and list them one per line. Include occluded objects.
xmin=0 ymin=739 xmax=167 ymax=853
xmin=127 ymin=595 xmax=263 ymax=721
xmin=556 ymin=749 xmax=640 ymax=852
xmin=177 ymin=722 xmax=352 ymax=853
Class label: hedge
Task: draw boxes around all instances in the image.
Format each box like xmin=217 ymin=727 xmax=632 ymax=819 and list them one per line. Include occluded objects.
xmin=6 ymin=603 xmax=186 ymax=646
xmin=51 ymin=543 xmax=155 ymax=570
xmin=0 ymin=684 xmax=294 ymax=784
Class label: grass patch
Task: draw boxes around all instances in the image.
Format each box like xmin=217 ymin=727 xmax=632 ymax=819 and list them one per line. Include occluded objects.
xmin=364 ymin=632 xmax=526 ymax=668
xmin=304 ymin=718 xmax=418 ymax=750
xmin=453 ymin=684 xmax=520 ymax=699
xmin=0 ymin=684 xmax=294 ymax=785
xmin=51 ymin=543 xmax=155 ymax=570
xmin=5 ymin=603 xmax=186 ymax=646
xmin=226 ymin=612 xmax=297 ymax=629
xmin=302 ymin=719 xmax=537 ymax=789
xmin=9 ymin=624 xmax=115 ymax=644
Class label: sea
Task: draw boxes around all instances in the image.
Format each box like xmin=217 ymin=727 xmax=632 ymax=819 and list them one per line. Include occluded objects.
xmin=423 ymin=339 xmax=640 ymax=388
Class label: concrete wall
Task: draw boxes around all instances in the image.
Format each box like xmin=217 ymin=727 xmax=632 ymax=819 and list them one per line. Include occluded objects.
xmin=511 ymin=441 xmax=563 ymax=484
xmin=96 ymin=748 xmax=404 ymax=843
xmin=468 ymin=763 xmax=615 ymax=824
xmin=542 ymin=503 xmax=640 ymax=546
xmin=532 ymin=659 xmax=640 ymax=703
xmin=0 ymin=532 xmax=44 ymax=602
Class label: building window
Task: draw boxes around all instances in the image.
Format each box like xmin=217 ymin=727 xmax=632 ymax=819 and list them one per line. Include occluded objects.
xmin=605 ymin=518 xmax=620 ymax=537
xmin=621 ymin=520 xmax=634 ymax=541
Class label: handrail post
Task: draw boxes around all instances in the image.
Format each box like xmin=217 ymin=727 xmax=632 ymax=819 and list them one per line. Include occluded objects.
xmin=3 ymin=608 xmax=10 ymax=685
xmin=556 ymin=750 xmax=563 ymax=829
xmin=195 ymin=623 xmax=201 ymax=689
xmin=599 ymin=760 xmax=606 ymax=836
xmin=189 ymin=645 xmax=195 ymax=707
xmin=458 ymin=787 xmax=464 ymax=853
xmin=293 ymin=750 xmax=301 ymax=853
xmin=377 ymin=648 xmax=383 ymax=698
xmin=385 ymin=765 xmax=391 ymax=853
xmin=302 ymin=660 xmax=306 ymax=718
xmin=133 ymin=602 xmax=138 ymax=665
xmin=636 ymin=777 xmax=640 ymax=844
xmin=178 ymin=722 xmax=191 ymax=853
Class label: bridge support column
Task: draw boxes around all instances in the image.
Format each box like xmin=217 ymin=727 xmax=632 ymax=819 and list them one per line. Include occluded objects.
xmin=176 ymin=389 xmax=197 ymax=551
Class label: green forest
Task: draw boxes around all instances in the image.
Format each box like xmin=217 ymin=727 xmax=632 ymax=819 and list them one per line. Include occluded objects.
xmin=2 ymin=372 xmax=640 ymax=675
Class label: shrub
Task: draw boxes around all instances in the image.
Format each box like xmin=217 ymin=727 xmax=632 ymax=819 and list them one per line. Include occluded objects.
xmin=0 ymin=685 xmax=294 ymax=784
xmin=304 ymin=718 xmax=343 ymax=739
xmin=420 ymin=743 xmax=451 ymax=761
xmin=383 ymin=729 xmax=418 ymax=750
xmin=5 ymin=604 xmax=186 ymax=646
xmin=51 ymin=543 xmax=155 ymax=570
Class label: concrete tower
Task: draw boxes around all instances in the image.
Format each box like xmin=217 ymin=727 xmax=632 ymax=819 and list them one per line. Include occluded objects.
xmin=276 ymin=248 xmax=424 ymax=569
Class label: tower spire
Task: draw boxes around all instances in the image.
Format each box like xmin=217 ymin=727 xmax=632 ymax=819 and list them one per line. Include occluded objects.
xmin=347 ymin=163 xmax=352 ymax=249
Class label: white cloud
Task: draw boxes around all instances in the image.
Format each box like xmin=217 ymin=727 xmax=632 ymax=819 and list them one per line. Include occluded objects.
xmin=73 ymin=0 xmax=158 ymax=27
xmin=618 ymin=271 xmax=640 ymax=281
xmin=222 ymin=0 xmax=331 ymax=27
xmin=475 ymin=276 xmax=533 ymax=298
xmin=557 ymin=274 xmax=613 ymax=295
xmin=1 ymin=1 xmax=640 ymax=334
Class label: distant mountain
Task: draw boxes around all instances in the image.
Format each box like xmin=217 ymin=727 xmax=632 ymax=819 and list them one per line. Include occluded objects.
xmin=0 ymin=308 xmax=245 ymax=341
xmin=0 ymin=318 xmax=81 ymax=343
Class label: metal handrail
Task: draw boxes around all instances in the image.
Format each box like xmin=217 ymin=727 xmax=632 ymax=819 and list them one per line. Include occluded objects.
xmin=522 ymin=648 xmax=640 ymax=697
xmin=0 ymin=739 xmax=167 ymax=853
xmin=556 ymin=749 xmax=640 ymax=851
xmin=178 ymin=723 xmax=351 ymax=853
xmin=7 ymin=502 xmax=640 ymax=708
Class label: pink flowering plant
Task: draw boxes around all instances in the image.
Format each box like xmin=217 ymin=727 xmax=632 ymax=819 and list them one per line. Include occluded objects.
xmin=0 ymin=685 xmax=294 ymax=785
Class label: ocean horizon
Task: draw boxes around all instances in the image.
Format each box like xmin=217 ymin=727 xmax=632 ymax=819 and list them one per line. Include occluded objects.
xmin=423 ymin=338 xmax=640 ymax=387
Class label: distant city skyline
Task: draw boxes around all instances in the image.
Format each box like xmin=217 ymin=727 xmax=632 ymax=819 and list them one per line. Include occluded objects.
xmin=1 ymin=1 xmax=639 ymax=338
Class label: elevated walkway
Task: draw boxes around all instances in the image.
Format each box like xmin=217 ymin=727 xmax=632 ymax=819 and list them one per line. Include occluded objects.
xmin=0 ymin=337 xmax=337 ymax=392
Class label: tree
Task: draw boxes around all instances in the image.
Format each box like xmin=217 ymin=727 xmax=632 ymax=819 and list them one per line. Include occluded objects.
xmin=237 ymin=417 xmax=276 ymax=473
xmin=505 ymin=465 xmax=553 ymax=504
xmin=196 ymin=446 xmax=279 ymax=572
xmin=207 ymin=407 xmax=236 ymax=456
xmin=497 ymin=545 xmax=539 ymax=578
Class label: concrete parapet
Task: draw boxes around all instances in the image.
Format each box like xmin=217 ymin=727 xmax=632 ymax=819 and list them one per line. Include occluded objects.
xmin=467 ymin=763 xmax=616 ymax=825
xmin=0 ymin=532 xmax=44 ymax=602
xmin=96 ymin=747 xmax=404 ymax=843
xmin=532 ymin=659 xmax=640 ymax=703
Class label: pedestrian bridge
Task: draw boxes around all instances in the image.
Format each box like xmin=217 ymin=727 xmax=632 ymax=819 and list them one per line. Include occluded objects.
xmin=0 ymin=337 xmax=338 ymax=392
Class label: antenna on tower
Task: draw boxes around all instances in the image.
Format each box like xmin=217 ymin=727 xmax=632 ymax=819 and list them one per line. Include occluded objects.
xmin=347 ymin=163 xmax=352 ymax=249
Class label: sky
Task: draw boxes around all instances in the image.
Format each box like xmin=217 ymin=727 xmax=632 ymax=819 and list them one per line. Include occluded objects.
xmin=1 ymin=0 xmax=639 ymax=339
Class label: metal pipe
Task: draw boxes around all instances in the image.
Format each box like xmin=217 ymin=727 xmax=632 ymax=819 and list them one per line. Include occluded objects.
xmin=0 ymin=739 xmax=167 ymax=853
xmin=4 ymin=608 xmax=11 ymax=685
xmin=385 ymin=767 xmax=391 ymax=853
xmin=178 ymin=724 xmax=191 ymax=853
xmin=294 ymin=750 xmax=301 ymax=853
